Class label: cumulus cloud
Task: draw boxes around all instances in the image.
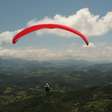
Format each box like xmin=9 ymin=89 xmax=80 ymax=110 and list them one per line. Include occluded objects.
xmin=0 ymin=48 xmax=64 ymax=60
xmin=0 ymin=8 xmax=112 ymax=48
xmin=0 ymin=29 xmax=22 ymax=47
xmin=0 ymin=31 xmax=15 ymax=47
xmin=27 ymin=8 xmax=112 ymax=37
xmin=0 ymin=44 xmax=112 ymax=61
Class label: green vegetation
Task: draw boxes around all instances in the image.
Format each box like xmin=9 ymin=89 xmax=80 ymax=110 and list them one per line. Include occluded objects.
xmin=0 ymin=85 xmax=111 ymax=112
xmin=0 ymin=59 xmax=112 ymax=111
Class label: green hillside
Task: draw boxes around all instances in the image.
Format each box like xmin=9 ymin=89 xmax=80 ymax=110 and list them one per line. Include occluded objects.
xmin=0 ymin=85 xmax=112 ymax=112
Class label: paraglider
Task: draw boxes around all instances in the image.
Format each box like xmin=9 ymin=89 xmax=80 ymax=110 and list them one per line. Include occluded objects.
xmin=44 ymin=83 xmax=51 ymax=95
xmin=12 ymin=23 xmax=89 ymax=45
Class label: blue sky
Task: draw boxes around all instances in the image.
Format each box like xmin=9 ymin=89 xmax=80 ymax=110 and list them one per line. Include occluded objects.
xmin=0 ymin=0 xmax=112 ymax=61
xmin=0 ymin=0 xmax=112 ymax=31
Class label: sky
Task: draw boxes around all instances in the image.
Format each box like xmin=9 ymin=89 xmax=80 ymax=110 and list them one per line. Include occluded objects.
xmin=0 ymin=0 xmax=112 ymax=61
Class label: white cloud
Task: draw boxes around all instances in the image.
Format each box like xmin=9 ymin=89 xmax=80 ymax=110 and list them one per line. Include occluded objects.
xmin=0 ymin=31 xmax=15 ymax=47
xmin=0 ymin=48 xmax=64 ymax=60
xmin=0 ymin=29 xmax=22 ymax=47
xmin=27 ymin=8 xmax=112 ymax=37
xmin=0 ymin=44 xmax=112 ymax=61
xmin=0 ymin=8 xmax=112 ymax=52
